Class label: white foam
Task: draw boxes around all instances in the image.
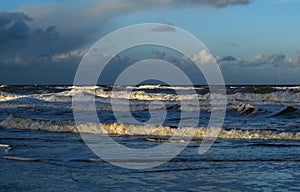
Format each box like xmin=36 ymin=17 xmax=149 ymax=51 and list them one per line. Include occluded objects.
xmin=227 ymin=92 xmax=300 ymax=105
xmin=68 ymin=86 xmax=99 ymax=90
xmin=274 ymin=86 xmax=300 ymax=90
xmin=136 ymin=85 xmax=162 ymax=89
xmin=0 ymin=91 xmax=20 ymax=102
xmin=233 ymin=104 xmax=256 ymax=112
xmin=73 ymin=87 xmax=300 ymax=104
xmin=0 ymin=144 xmax=10 ymax=148
xmin=1 ymin=86 xmax=300 ymax=106
xmin=1 ymin=116 xmax=299 ymax=140
xmin=93 ymin=89 xmax=200 ymax=101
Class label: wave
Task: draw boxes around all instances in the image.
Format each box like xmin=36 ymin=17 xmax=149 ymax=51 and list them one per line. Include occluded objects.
xmin=1 ymin=116 xmax=299 ymax=140
xmin=232 ymin=103 xmax=269 ymax=116
xmin=136 ymin=85 xmax=162 ymax=89
xmin=247 ymin=143 xmax=300 ymax=147
xmin=133 ymin=85 xmax=206 ymax=91
xmin=233 ymin=104 xmax=258 ymax=115
xmin=270 ymin=106 xmax=298 ymax=117
xmin=1 ymin=156 xmax=41 ymax=162
xmin=39 ymin=89 xmax=300 ymax=104
xmin=0 ymin=86 xmax=209 ymax=103
xmin=228 ymin=87 xmax=278 ymax=94
xmin=227 ymin=92 xmax=300 ymax=105
xmin=232 ymin=104 xmax=300 ymax=118
xmin=1 ymin=85 xmax=300 ymax=106
xmin=274 ymin=86 xmax=300 ymax=91
xmin=32 ymin=88 xmax=201 ymax=103
xmin=0 ymin=91 xmax=21 ymax=102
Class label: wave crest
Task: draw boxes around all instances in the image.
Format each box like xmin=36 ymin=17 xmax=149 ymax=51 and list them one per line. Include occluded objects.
xmin=1 ymin=116 xmax=299 ymax=140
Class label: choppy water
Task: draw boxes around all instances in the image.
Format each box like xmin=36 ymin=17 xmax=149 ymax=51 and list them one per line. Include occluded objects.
xmin=0 ymin=85 xmax=300 ymax=191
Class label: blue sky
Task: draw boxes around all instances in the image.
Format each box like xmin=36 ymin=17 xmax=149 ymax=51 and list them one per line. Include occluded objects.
xmin=1 ymin=0 xmax=300 ymax=84
xmin=112 ymin=1 xmax=300 ymax=59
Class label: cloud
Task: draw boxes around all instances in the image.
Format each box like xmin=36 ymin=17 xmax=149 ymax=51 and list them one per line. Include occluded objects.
xmin=289 ymin=52 xmax=300 ymax=66
xmin=0 ymin=0 xmax=252 ymax=84
xmin=225 ymin=42 xmax=239 ymax=47
xmin=217 ymin=53 xmax=300 ymax=84
xmin=152 ymin=51 xmax=166 ymax=59
xmin=19 ymin=0 xmax=251 ymax=42
xmin=192 ymin=50 xmax=215 ymax=64
xmin=52 ymin=49 xmax=87 ymax=62
xmin=19 ymin=0 xmax=252 ymax=34
xmin=156 ymin=0 xmax=251 ymax=8
xmin=0 ymin=12 xmax=32 ymax=41
xmin=151 ymin=23 xmax=176 ymax=32
xmin=4 ymin=0 xmax=251 ymax=56
xmin=217 ymin=53 xmax=290 ymax=67
xmin=212 ymin=0 xmax=251 ymax=7
xmin=76 ymin=50 xmax=300 ymax=85
xmin=247 ymin=53 xmax=286 ymax=67
xmin=221 ymin=55 xmax=236 ymax=61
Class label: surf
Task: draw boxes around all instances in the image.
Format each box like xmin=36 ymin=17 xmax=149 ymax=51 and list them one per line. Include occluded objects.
xmin=1 ymin=116 xmax=299 ymax=141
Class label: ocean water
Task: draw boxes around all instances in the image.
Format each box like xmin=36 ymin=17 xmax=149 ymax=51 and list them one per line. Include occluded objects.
xmin=0 ymin=85 xmax=300 ymax=191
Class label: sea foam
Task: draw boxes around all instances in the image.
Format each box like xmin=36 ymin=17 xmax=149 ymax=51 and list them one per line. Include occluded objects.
xmin=1 ymin=116 xmax=299 ymax=141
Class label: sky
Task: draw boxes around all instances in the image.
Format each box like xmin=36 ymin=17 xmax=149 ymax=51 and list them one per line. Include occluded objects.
xmin=0 ymin=0 xmax=300 ymax=85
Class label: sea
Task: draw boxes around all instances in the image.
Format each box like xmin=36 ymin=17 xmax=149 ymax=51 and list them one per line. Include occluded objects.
xmin=0 ymin=85 xmax=299 ymax=191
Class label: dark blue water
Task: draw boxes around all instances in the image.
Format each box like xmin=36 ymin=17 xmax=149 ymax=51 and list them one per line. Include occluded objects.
xmin=0 ymin=85 xmax=300 ymax=191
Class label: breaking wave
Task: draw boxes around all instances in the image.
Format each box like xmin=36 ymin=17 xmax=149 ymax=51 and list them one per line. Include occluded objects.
xmin=1 ymin=86 xmax=300 ymax=106
xmin=0 ymin=91 xmax=21 ymax=102
xmin=1 ymin=116 xmax=299 ymax=140
xmin=232 ymin=104 xmax=267 ymax=116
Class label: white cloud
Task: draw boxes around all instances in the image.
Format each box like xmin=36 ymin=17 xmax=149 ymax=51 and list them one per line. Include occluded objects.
xmin=192 ymin=50 xmax=215 ymax=64
xmin=52 ymin=49 xmax=87 ymax=62
xmin=289 ymin=52 xmax=300 ymax=66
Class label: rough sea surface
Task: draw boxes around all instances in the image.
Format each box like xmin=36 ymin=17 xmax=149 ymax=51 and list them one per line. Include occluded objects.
xmin=0 ymin=85 xmax=300 ymax=191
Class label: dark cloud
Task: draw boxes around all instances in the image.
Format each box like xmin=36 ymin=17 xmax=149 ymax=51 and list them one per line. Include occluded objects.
xmin=221 ymin=56 xmax=236 ymax=62
xmin=247 ymin=53 xmax=287 ymax=67
xmin=8 ymin=21 xmax=29 ymax=39
xmin=0 ymin=12 xmax=59 ymax=44
xmin=212 ymin=0 xmax=251 ymax=7
xmin=152 ymin=51 xmax=166 ymax=59
xmin=19 ymin=0 xmax=252 ymax=41
xmin=4 ymin=0 xmax=251 ymax=57
xmin=0 ymin=12 xmax=32 ymax=41
xmin=33 ymin=26 xmax=59 ymax=40
xmin=218 ymin=53 xmax=300 ymax=84
xmin=0 ymin=12 xmax=32 ymax=26
xmin=225 ymin=42 xmax=239 ymax=47
xmin=217 ymin=53 xmax=289 ymax=67
xmin=151 ymin=51 xmax=183 ymax=67
xmin=173 ymin=0 xmax=251 ymax=8
xmin=0 ymin=0 xmax=253 ymax=84
xmin=0 ymin=11 xmax=83 ymax=72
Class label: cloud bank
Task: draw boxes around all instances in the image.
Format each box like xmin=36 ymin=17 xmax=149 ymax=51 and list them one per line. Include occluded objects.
xmin=147 ymin=50 xmax=300 ymax=84
xmin=217 ymin=53 xmax=300 ymax=84
xmin=3 ymin=0 xmax=300 ymax=85
xmin=0 ymin=0 xmax=251 ymax=71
